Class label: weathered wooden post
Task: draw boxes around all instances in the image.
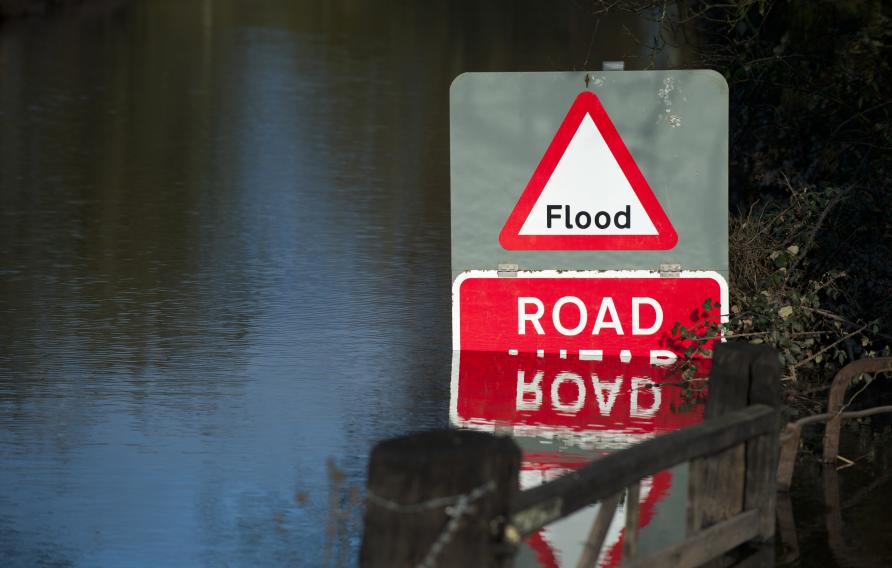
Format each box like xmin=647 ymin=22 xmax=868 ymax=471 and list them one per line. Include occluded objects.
xmin=776 ymin=423 xmax=801 ymax=492
xmin=744 ymin=343 xmax=782 ymax=541
xmin=360 ymin=429 xmax=521 ymax=567
xmin=688 ymin=342 xmax=781 ymax=544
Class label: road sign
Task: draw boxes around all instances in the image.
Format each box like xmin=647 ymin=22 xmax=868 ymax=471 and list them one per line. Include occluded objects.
xmin=499 ymin=91 xmax=677 ymax=251
xmin=452 ymin=270 xmax=726 ymax=357
xmin=450 ymin=71 xmax=728 ymax=280
xmin=449 ymin=74 xmax=724 ymax=563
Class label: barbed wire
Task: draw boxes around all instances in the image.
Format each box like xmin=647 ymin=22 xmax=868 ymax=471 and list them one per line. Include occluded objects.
xmin=366 ymin=480 xmax=497 ymax=568
xmin=365 ymin=480 xmax=495 ymax=514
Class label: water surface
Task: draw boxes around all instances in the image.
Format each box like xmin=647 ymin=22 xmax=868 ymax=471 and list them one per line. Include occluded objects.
xmin=2 ymin=2 xmax=888 ymax=566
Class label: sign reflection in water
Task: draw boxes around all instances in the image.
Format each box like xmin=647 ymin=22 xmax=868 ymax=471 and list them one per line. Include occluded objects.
xmin=450 ymin=350 xmax=710 ymax=567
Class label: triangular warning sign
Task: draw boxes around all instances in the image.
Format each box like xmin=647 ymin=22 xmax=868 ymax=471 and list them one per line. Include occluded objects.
xmin=499 ymin=91 xmax=678 ymax=250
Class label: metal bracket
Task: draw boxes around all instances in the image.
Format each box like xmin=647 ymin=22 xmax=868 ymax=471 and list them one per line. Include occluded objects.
xmin=659 ymin=263 xmax=681 ymax=277
xmin=586 ymin=61 xmax=624 ymax=89
xmin=497 ymin=263 xmax=518 ymax=278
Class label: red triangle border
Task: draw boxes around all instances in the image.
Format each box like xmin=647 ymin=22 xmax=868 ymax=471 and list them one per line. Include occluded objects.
xmin=499 ymin=91 xmax=678 ymax=251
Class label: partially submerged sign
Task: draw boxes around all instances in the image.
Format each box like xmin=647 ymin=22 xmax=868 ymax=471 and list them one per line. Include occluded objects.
xmin=450 ymin=71 xmax=729 ymax=360
xmin=447 ymin=72 xmax=726 ymax=565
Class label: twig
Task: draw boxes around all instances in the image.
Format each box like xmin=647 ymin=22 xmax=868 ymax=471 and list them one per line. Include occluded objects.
xmin=838 ymin=376 xmax=873 ymax=415
xmin=835 ymin=454 xmax=855 ymax=470
xmin=782 ymin=404 xmax=892 ymax=433
xmin=583 ymin=19 xmax=600 ymax=67
xmin=802 ymin=307 xmax=892 ymax=343
xmin=792 ymin=324 xmax=868 ymax=370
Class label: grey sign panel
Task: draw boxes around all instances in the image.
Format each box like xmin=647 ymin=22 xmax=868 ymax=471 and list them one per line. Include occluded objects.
xmin=450 ymin=71 xmax=728 ymax=280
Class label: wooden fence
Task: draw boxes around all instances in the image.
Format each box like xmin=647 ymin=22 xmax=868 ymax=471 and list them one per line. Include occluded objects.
xmin=777 ymin=356 xmax=892 ymax=490
xmin=360 ymin=343 xmax=781 ymax=567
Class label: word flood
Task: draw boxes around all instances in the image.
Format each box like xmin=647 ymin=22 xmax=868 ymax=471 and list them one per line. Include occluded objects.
xmin=546 ymin=204 xmax=631 ymax=230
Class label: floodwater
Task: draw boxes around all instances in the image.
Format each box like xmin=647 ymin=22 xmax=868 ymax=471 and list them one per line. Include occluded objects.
xmin=1 ymin=1 xmax=889 ymax=566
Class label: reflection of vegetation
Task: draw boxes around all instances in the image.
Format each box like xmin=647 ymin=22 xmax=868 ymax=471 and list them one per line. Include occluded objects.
xmin=0 ymin=0 xmax=81 ymax=22
xmin=0 ymin=0 xmax=256 ymax=389
xmin=602 ymin=0 xmax=892 ymax=418
xmin=322 ymin=458 xmax=362 ymax=568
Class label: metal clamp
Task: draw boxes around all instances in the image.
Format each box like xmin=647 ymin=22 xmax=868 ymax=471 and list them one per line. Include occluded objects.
xmin=498 ymin=263 xmax=518 ymax=278
xmin=659 ymin=263 xmax=681 ymax=277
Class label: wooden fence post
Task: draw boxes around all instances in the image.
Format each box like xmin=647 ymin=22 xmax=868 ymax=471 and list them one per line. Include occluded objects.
xmin=689 ymin=343 xmax=781 ymax=540
xmin=776 ymin=423 xmax=801 ymax=492
xmin=360 ymin=429 xmax=521 ymax=567
xmin=744 ymin=345 xmax=781 ymax=541
xmin=688 ymin=343 xmax=750 ymax=532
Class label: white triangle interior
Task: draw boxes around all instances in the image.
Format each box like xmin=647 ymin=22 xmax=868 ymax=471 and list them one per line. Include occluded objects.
xmin=518 ymin=114 xmax=658 ymax=236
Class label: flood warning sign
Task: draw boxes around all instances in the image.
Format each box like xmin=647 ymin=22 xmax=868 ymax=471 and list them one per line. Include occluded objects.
xmin=499 ymin=91 xmax=678 ymax=250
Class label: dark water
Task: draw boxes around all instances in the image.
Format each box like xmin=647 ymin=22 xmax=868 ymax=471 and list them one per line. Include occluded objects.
xmin=779 ymin=428 xmax=892 ymax=568
xmin=1 ymin=1 xmax=889 ymax=566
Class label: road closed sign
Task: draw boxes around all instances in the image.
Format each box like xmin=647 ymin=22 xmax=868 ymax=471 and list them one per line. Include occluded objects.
xmin=452 ymin=270 xmax=726 ymax=359
xmin=450 ymin=71 xmax=729 ymax=358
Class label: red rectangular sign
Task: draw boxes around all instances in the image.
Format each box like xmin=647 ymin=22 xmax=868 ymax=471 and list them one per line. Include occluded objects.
xmin=452 ymin=270 xmax=727 ymax=359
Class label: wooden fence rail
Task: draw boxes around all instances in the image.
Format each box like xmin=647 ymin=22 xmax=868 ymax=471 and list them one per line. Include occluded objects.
xmin=360 ymin=343 xmax=781 ymax=567
xmin=510 ymin=404 xmax=776 ymax=535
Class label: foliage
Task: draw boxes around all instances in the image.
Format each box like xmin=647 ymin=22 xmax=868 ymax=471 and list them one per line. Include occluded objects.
xmin=673 ymin=182 xmax=889 ymax=415
xmin=594 ymin=0 xmax=892 ymax=414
